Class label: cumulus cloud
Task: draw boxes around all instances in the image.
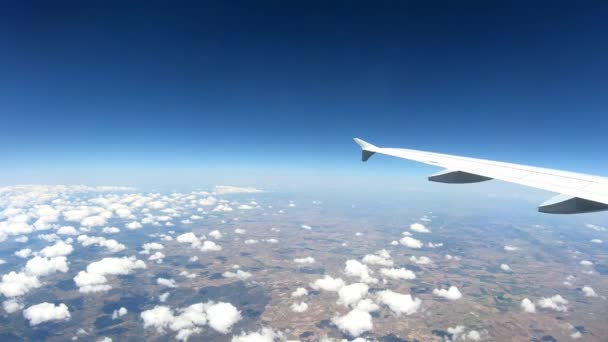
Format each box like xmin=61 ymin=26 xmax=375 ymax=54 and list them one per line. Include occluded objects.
xmin=333 ymin=308 xmax=373 ymax=337
xmin=301 ymin=224 xmax=312 ymax=230
xmin=580 ymin=260 xmax=593 ymax=266
xmin=77 ymin=235 xmax=126 ymax=253
xmin=410 ymin=223 xmax=430 ymax=233
xmin=205 ymin=302 xmax=242 ymax=334
xmin=338 ymin=283 xmax=369 ymax=307
xmin=222 ymin=270 xmax=252 ymax=280
xmin=582 ymin=286 xmax=597 ymax=297
xmin=157 ymin=278 xmax=178 ymax=288
xmin=410 ymin=256 xmax=432 ymax=265
xmin=102 ymin=227 xmax=121 ymax=234
xmin=344 ymin=260 xmax=378 ymax=284
xmin=290 ymin=302 xmax=308 ymax=313
xmin=234 ymin=229 xmax=246 ymax=234
xmin=504 ymin=245 xmax=520 ymax=251
xmin=590 ymin=239 xmax=602 ymax=244
xmin=14 ymin=248 xmax=32 ymax=258
xmin=400 ymin=236 xmax=423 ymax=249
xmin=0 ymin=271 xmax=41 ymax=297
xmin=244 ymin=239 xmax=258 ymax=244
xmin=433 ymin=286 xmax=462 ymax=300
xmin=376 ymin=290 xmax=421 ymax=316
xmin=521 ymin=298 xmax=536 ymax=313
xmin=126 ymin=221 xmax=143 ymax=230
xmin=81 ymin=215 xmax=108 ymax=228
xmin=200 ymin=240 xmax=222 ymax=252
xmin=209 ymin=230 xmax=223 ymax=239
xmin=40 ymin=241 xmax=74 ymax=257
xmin=537 ymin=295 xmax=568 ymax=312
xmin=25 ymin=256 xmax=69 ymax=276
xmin=500 ymin=264 xmax=511 ymax=272
xmin=294 ymin=257 xmax=315 ymax=264
xmin=141 ymin=242 xmax=164 ymax=254
xmin=291 ymin=287 xmax=308 ymax=297
xmin=362 ymin=249 xmax=393 ymax=267
xmin=176 ymin=232 xmax=201 ymax=247
xmin=23 ymin=302 xmax=70 ymax=326
xmin=380 ymin=267 xmax=416 ymax=280
xmin=112 ymin=307 xmax=128 ymax=319
xmin=231 ymin=327 xmax=283 ymax=342
xmin=57 ymin=226 xmax=79 ymax=235
xmin=3 ymin=299 xmax=24 ymax=313
xmin=74 ymin=256 xmax=146 ymax=293
xmin=311 ymin=275 xmax=345 ymax=292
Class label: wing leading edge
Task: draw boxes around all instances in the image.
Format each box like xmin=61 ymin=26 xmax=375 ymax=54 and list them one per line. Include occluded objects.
xmin=353 ymin=138 xmax=608 ymax=214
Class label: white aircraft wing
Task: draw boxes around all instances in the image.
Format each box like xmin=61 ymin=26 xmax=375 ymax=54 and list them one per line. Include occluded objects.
xmin=354 ymin=138 xmax=608 ymax=214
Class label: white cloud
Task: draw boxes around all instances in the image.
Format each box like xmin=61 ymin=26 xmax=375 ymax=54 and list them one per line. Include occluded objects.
xmin=301 ymin=224 xmax=312 ymax=230
xmin=234 ymin=229 xmax=246 ymax=234
xmin=362 ymin=249 xmax=393 ymax=267
xmin=410 ymin=256 xmax=432 ymax=265
xmin=25 ymin=256 xmax=69 ymax=276
xmin=0 ymin=271 xmax=41 ymax=297
xmin=580 ymin=260 xmax=593 ymax=266
xmin=244 ymin=239 xmax=258 ymax=244
xmin=176 ymin=232 xmax=201 ymax=247
xmin=81 ymin=215 xmax=108 ymax=228
xmin=149 ymin=252 xmax=165 ymax=263
xmin=290 ymin=302 xmax=308 ymax=313
xmin=338 ymin=283 xmax=369 ymax=307
xmin=504 ymin=245 xmax=520 ymax=251
xmin=291 ymin=287 xmax=308 ymax=297
xmin=206 ymin=302 xmax=242 ymax=334
xmin=333 ymin=308 xmax=373 ymax=337
xmin=311 ymin=275 xmax=345 ymax=292
xmin=23 ymin=302 xmax=70 ymax=326
xmin=126 ymin=221 xmax=143 ymax=230
xmin=15 ymin=248 xmax=32 ymax=258
xmin=213 ymin=204 xmax=233 ymax=212
xmin=380 ymin=267 xmax=416 ymax=280
xmin=15 ymin=236 xmax=28 ymax=243
xmin=77 ymin=235 xmax=126 ymax=253
xmin=102 ymin=227 xmax=121 ymax=234
xmin=238 ymin=204 xmax=254 ymax=210
xmin=433 ymin=286 xmax=462 ymax=300
xmin=537 ymin=295 xmax=568 ymax=312
xmin=200 ymin=240 xmax=222 ymax=252
xmin=355 ymin=298 xmax=380 ymax=313
xmin=344 ymin=260 xmax=378 ymax=284
xmin=582 ymin=286 xmax=598 ymax=297
xmin=112 ymin=307 xmax=128 ymax=319
xmin=209 ymin=230 xmax=223 ymax=239
xmin=74 ymin=256 xmax=146 ymax=293
xmin=294 ymin=257 xmax=315 ymax=264
xmin=57 ymin=226 xmax=79 ymax=235
xmin=40 ymin=241 xmax=74 ymax=257
xmin=521 ymin=298 xmax=536 ymax=313
xmin=376 ymin=290 xmax=421 ymax=316
xmin=142 ymin=242 xmax=164 ymax=254
xmin=590 ymin=239 xmax=602 ymax=244
xmin=500 ymin=264 xmax=511 ymax=272
xmin=410 ymin=223 xmax=430 ymax=233
xmin=223 ymin=270 xmax=252 ymax=280
xmin=400 ymin=236 xmax=423 ymax=249
xmin=231 ymin=327 xmax=283 ymax=342
xmin=157 ymin=278 xmax=178 ymax=288
xmin=3 ymin=299 xmax=24 ymax=313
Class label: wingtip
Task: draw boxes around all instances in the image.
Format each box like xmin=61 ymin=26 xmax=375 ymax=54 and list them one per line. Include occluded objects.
xmin=353 ymin=138 xmax=377 ymax=151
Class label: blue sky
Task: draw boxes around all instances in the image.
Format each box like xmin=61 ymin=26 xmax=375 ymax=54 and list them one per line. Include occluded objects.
xmin=1 ymin=1 xmax=607 ymax=188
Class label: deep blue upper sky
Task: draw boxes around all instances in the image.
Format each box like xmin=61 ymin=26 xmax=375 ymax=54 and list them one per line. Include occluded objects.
xmin=1 ymin=1 xmax=607 ymax=186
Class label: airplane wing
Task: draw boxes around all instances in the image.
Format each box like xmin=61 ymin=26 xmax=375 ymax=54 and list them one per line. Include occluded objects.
xmin=354 ymin=138 xmax=608 ymax=214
